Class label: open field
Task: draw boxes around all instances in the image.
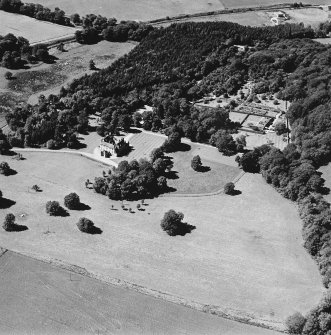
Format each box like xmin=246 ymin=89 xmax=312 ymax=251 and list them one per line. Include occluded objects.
xmin=29 ymin=0 xmax=329 ymax=22
xmin=0 ymin=250 xmax=281 ymax=335
xmin=0 ymin=151 xmax=323 ymax=329
xmin=221 ymin=0 xmax=328 ymax=8
xmin=0 ymin=11 xmax=76 ymax=45
xmin=26 ymin=0 xmax=226 ymax=21
xmin=0 ymin=40 xmax=135 ymax=108
xmin=158 ymin=7 xmax=330 ymax=28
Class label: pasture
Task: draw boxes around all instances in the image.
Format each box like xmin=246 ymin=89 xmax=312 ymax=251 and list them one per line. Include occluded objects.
xmin=28 ymin=0 xmax=328 ymax=22
xmin=0 ymin=151 xmax=323 ymax=329
xmin=0 ymin=11 xmax=76 ymax=45
xmin=0 ymin=40 xmax=135 ymax=108
xmin=24 ymin=0 xmax=226 ymax=21
xmin=0 ymin=251 xmax=280 ymax=335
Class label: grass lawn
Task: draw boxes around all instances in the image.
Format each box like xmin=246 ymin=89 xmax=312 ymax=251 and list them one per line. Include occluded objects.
xmin=112 ymin=132 xmax=166 ymax=163
xmin=112 ymin=131 xmax=240 ymax=194
xmin=0 ymin=152 xmax=323 ymax=329
xmin=166 ymin=144 xmax=240 ymax=194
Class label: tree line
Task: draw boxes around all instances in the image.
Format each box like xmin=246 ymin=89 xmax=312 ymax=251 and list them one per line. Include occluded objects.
xmin=0 ymin=33 xmax=50 ymax=69
xmin=0 ymin=0 xmax=71 ymax=26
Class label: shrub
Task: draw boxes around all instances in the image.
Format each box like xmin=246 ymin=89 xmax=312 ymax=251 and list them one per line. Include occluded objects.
xmin=286 ymin=312 xmax=306 ymax=334
xmin=46 ymin=201 xmax=63 ymax=216
xmin=3 ymin=213 xmax=15 ymax=231
xmin=46 ymin=139 xmax=57 ymax=150
xmin=0 ymin=162 xmax=10 ymax=175
xmin=191 ymin=155 xmax=202 ymax=171
xmin=77 ymin=217 xmax=94 ymax=233
xmin=224 ymin=182 xmax=235 ymax=195
xmin=64 ymin=192 xmax=80 ymax=210
xmin=4 ymin=71 xmax=13 ymax=80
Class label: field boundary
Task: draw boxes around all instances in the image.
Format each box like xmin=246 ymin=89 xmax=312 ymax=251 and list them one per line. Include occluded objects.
xmin=4 ymin=247 xmax=284 ymax=332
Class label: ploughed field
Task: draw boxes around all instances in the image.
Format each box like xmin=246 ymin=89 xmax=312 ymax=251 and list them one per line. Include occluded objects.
xmin=0 ymin=11 xmax=76 ymax=45
xmin=0 ymin=151 xmax=323 ymax=328
xmin=0 ymin=250 xmax=280 ymax=335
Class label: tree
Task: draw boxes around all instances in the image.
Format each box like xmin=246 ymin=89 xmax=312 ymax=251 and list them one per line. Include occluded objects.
xmin=239 ymin=150 xmax=260 ymax=172
xmin=191 ymin=155 xmax=202 ymax=171
xmin=0 ymin=130 xmax=11 ymax=154
xmin=235 ymin=135 xmax=246 ymax=152
xmin=215 ymin=132 xmax=237 ymax=156
xmin=89 ymin=59 xmax=96 ymax=70
xmin=161 ymin=210 xmax=185 ymax=236
xmin=285 ymin=312 xmax=306 ymax=334
xmin=224 ymin=182 xmax=235 ymax=195
xmin=70 ymin=13 xmax=81 ymax=24
xmin=4 ymin=71 xmax=13 ymax=80
xmin=274 ymin=121 xmax=287 ymax=135
xmin=77 ymin=217 xmax=94 ymax=233
xmin=150 ymin=147 xmax=164 ymax=162
xmin=46 ymin=201 xmax=63 ymax=216
xmin=0 ymin=161 xmax=10 ymax=175
xmin=3 ymin=213 xmax=15 ymax=231
xmin=64 ymin=192 xmax=80 ymax=209
xmin=157 ymin=176 xmax=167 ymax=190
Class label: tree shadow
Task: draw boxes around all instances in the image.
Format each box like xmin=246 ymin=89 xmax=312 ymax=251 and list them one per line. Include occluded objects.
xmin=198 ymin=165 xmax=211 ymax=173
xmin=164 ymin=186 xmax=177 ymax=194
xmin=176 ymin=223 xmax=196 ymax=236
xmin=71 ymin=141 xmax=87 ymax=150
xmin=56 ymin=207 xmax=70 ymax=217
xmin=177 ymin=143 xmax=191 ymax=152
xmin=88 ymin=124 xmax=97 ymax=132
xmin=165 ymin=171 xmax=179 ymax=180
xmin=76 ymin=202 xmax=91 ymax=211
xmin=5 ymin=169 xmax=17 ymax=176
xmin=129 ymin=128 xmax=142 ymax=134
xmin=230 ymin=190 xmax=242 ymax=196
xmin=0 ymin=198 xmax=16 ymax=209
xmin=11 ymin=224 xmax=28 ymax=232
xmin=89 ymin=226 xmax=102 ymax=235
xmin=320 ymin=186 xmax=330 ymax=196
